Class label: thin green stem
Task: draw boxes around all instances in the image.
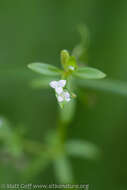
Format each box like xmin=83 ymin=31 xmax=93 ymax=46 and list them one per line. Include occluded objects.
xmin=57 ymin=118 xmax=68 ymax=145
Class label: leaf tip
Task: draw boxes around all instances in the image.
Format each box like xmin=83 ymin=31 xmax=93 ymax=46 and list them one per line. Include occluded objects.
xmin=100 ymin=72 xmax=106 ymax=79
xmin=27 ymin=63 xmax=33 ymax=70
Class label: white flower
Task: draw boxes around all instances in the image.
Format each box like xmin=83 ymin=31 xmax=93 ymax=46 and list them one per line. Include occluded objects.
xmin=69 ymin=66 xmax=75 ymax=71
xmin=49 ymin=80 xmax=66 ymax=94
xmin=57 ymin=90 xmax=71 ymax=102
xmin=49 ymin=80 xmax=71 ymax=103
xmin=57 ymin=96 xmax=64 ymax=102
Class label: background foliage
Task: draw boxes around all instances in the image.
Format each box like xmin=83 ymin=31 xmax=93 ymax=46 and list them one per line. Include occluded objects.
xmin=0 ymin=0 xmax=127 ymax=189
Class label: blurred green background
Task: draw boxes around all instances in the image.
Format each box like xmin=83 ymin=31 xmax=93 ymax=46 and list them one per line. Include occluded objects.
xmin=0 ymin=0 xmax=127 ymax=190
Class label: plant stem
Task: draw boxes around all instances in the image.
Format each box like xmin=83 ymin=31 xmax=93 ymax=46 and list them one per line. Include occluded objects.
xmin=57 ymin=118 xmax=68 ymax=145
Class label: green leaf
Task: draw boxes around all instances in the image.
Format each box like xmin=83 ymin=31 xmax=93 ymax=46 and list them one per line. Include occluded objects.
xmin=23 ymin=151 xmax=51 ymax=180
xmin=0 ymin=117 xmax=22 ymax=157
xmin=75 ymin=79 xmax=127 ymax=97
xmin=53 ymin=154 xmax=74 ymax=184
xmin=0 ymin=117 xmax=11 ymax=139
xmin=67 ymin=56 xmax=78 ymax=71
xmin=28 ymin=63 xmax=61 ymax=76
xmin=66 ymin=140 xmax=100 ymax=160
xmin=73 ymin=67 xmax=106 ymax=79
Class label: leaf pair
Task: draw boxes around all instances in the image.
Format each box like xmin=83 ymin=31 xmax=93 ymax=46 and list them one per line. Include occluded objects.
xmin=28 ymin=62 xmax=106 ymax=80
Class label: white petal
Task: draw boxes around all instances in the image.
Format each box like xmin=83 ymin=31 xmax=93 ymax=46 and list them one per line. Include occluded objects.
xmin=64 ymin=91 xmax=71 ymax=102
xmin=57 ymin=96 xmax=64 ymax=102
xmin=64 ymin=91 xmax=70 ymax=99
xmin=69 ymin=66 xmax=75 ymax=71
xmin=58 ymin=80 xmax=66 ymax=87
xmin=55 ymin=87 xmax=63 ymax=94
xmin=49 ymin=81 xmax=57 ymax=88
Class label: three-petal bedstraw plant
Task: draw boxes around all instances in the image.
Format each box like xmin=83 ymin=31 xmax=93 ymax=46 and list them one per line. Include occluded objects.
xmin=28 ymin=49 xmax=106 ymax=108
xmin=27 ymin=27 xmax=106 ymax=188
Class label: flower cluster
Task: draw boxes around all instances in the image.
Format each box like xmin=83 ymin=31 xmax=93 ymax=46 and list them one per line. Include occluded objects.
xmin=49 ymin=80 xmax=71 ymax=103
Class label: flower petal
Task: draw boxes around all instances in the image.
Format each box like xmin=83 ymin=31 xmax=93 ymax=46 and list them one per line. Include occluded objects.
xmin=64 ymin=91 xmax=71 ymax=102
xmin=49 ymin=81 xmax=57 ymax=88
xmin=55 ymin=87 xmax=63 ymax=94
xmin=57 ymin=96 xmax=64 ymax=102
xmin=58 ymin=80 xmax=66 ymax=87
xmin=64 ymin=91 xmax=70 ymax=98
xmin=69 ymin=66 xmax=75 ymax=71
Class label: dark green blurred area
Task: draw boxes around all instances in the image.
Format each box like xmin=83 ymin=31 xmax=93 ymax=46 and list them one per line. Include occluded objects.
xmin=0 ymin=0 xmax=127 ymax=189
